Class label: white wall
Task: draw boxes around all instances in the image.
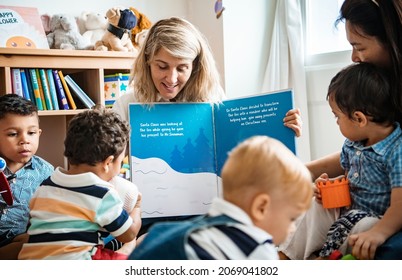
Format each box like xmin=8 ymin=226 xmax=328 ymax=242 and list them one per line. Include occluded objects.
xmin=186 ymin=0 xmax=225 ymax=92
xmin=305 ymin=51 xmax=351 ymax=160
xmin=221 ymin=0 xmax=276 ymax=99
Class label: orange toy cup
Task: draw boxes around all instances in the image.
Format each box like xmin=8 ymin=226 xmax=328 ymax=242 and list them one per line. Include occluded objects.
xmin=317 ymin=177 xmax=351 ymax=208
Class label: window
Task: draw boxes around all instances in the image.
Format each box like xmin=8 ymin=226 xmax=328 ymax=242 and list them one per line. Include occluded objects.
xmin=304 ymin=0 xmax=351 ymax=55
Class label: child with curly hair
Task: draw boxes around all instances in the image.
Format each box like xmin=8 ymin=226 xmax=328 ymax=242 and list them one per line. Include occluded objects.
xmin=18 ymin=106 xmax=141 ymax=260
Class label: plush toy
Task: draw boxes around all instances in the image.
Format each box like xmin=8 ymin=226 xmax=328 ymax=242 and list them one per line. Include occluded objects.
xmin=134 ymin=29 xmax=149 ymax=50
xmin=77 ymin=11 xmax=108 ymax=46
xmin=129 ymin=7 xmax=152 ymax=49
xmin=42 ymin=13 xmax=92 ymax=50
xmin=95 ymin=7 xmax=137 ymax=52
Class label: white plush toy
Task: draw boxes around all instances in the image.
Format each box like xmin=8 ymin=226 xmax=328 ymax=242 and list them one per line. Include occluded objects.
xmin=134 ymin=29 xmax=149 ymax=50
xmin=78 ymin=11 xmax=108 ymax=46
xmin=42 ymin=13 xmax=92 ymax=50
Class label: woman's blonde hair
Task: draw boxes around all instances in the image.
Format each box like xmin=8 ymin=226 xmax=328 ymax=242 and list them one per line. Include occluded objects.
xmin=131 ymin=17 xmax=225 ymax=103
xmin=221 ymin=136 xmax=313 ymax=211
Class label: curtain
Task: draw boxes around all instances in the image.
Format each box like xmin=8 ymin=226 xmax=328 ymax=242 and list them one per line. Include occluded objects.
xmin=261 ymin=0 xmax=311 ymax=162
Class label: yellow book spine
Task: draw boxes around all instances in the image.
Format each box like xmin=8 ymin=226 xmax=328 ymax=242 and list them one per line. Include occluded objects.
xmin=58 ymin=70 xmax=77 ymax=110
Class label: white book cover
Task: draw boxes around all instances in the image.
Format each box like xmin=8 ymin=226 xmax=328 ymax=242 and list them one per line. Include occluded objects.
xmin=11 ymin=68 xmax=23 ymax=97
xmin=0 ymin=5 xmax=49 ymax=49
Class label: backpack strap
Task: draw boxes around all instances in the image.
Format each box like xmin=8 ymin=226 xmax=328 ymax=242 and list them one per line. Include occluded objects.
xmin=129 ymin=215 xmax=238 ymax=260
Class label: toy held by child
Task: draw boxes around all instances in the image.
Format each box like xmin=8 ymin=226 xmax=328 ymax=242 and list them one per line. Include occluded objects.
xmin=18 ymin=106 xmax=141 ymax=260
xmin=129 ymin=135 xmax=313 ymax=260
xmin=109 ymin=175 xmax=138 ymax=212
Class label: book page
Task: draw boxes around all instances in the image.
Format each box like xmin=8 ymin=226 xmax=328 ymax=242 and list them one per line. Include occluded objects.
xmin=214 ymin=89 xmax=296 ymax=175
xmin=129 ymin=103 xmax=219 ymax=218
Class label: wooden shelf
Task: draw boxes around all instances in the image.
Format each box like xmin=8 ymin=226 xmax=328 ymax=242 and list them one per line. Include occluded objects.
xmin=0 ymin=47 xmax=135 ymax=168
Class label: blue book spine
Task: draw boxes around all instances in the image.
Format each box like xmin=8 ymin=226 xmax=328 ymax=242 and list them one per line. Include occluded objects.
xmin=28 ymin=68 xmax=44 ymax=110
xmin=24 ymin=68 xmax=36 ymax=103
xmin=38 ymin=69 xmax=53 ymax=110
xmin=52 ymin=70 xmax=69 ymax=110
xmin=19 ymin=69 xmax=31 ymax=101
xmin=46 ymin=69 xmax=59 ymax=110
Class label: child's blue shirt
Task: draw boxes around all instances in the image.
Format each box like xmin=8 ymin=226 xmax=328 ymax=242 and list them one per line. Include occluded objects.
xmin=341 ymin=123 xmax=402 ymax=215
xmin=0 ymin=155 xmax=53 ymax=246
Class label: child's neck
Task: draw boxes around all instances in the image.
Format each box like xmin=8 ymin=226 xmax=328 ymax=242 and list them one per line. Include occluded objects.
xmin=65 ymin=164 xmax=102 ymax=177
xmin=64 ymin=161 xmax=113 ymax=183
xmin=6 ymin=160 xmax=30 ymax=174
xmin=364 ymin=123 xmax=395 ymax=147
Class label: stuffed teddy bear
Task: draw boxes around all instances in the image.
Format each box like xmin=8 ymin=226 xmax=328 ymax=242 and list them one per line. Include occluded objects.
xmin=129 ymin=7 xmax=152 ymax=50
xmin=77 ymin=11 xmax=108 ymax=46
xmin=42 ymin=13 xmax=92 ymax=50
xmin=95 ymin=7 xmax=137 ymax=52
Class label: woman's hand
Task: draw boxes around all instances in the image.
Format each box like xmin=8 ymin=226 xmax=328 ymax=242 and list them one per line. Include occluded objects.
xmin=284 ymin=108 xmax=302 ymax=137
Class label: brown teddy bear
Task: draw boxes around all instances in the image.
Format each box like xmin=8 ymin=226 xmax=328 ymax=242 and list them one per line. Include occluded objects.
xmin=95 ymin=7 xmax=137 ymax=52
xmin=129 ymin=7 xmax=152 ymax=50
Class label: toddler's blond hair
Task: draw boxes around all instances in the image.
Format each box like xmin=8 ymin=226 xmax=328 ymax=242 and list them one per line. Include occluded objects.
xmin=221 ymin=136 xmax=312 ymax=211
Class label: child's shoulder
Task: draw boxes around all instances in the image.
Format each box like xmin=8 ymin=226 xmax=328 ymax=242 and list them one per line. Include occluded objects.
xmin=31 ymin=155 xmax=54 ymax=173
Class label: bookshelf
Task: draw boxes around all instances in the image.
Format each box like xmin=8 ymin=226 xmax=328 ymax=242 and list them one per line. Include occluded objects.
xmin=0 ymin=47 xmax=135 ymax=168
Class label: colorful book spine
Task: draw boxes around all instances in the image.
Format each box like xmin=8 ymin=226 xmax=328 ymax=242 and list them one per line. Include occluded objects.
xmin=64 ymin=75 xmax=95 ymax=109
xmin=35 ymin=69 xmax=47 ymax=110
xmin=52 ymin=70 xmax=69 ymax=110
xmin=46 ymin=69 xmax=59 ymax=110
xmin=24 ymin=68 xmax=35 ymax=102
xmin=58 ymin=70 xmax=77 ymax=110
xmin=38 ymin=69 xmax=53 ymax=110
xmin=19 ymin=69 xmax=31 ymax=101
xmin=28 ymin=68 xmax=44 ymax=110
xmin=11 ymin=68 xmax=23 ymax=97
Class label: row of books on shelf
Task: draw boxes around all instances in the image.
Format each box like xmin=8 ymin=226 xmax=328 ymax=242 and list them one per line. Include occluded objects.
xmin=11 ymin=68 xmax=95 ymax=110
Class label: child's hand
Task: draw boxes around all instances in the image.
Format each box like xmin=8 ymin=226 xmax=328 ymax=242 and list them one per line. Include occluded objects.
xmin=314 ymin=173 xmax=330 ymax=203
xmin=283 ymin=108 xmax=302 ymax=137
xmin=349 ymin=230 xmax=385 ymax=260
xmin=134 ymin=192 xmax=142 ymax=209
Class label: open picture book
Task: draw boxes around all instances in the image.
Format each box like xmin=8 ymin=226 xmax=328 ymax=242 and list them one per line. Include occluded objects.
xmin=128 ymin=89 xmax=296 ymax=219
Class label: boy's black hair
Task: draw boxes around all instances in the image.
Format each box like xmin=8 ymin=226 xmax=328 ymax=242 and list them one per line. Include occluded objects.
xmin=327 ymin=62 xmax=395 ymax=124
xmin=64 ymin=105 xmax=129 ymax=166
xmin=0 ymin=94 xmax=38 ymax=119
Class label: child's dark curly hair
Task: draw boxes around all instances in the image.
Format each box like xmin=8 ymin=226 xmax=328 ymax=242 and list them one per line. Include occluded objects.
xmin=327 ymin=62 xmax=395 ymax=125
xmin=64 ymin=105 xmax=130 ymax=166
xmin=0 ymin=94 xmax=38 ymax=120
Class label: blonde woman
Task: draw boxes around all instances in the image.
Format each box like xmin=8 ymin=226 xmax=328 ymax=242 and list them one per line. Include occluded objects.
xmin=113 ymin=17 xmax=302 ymax=135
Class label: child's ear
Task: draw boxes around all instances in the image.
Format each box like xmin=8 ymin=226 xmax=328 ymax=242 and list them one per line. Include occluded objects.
xmin=102 ymin=155 xmax=114 ymax=172
xmin=250 ymin=193 xmax=270 ymax=222
xmin=353 ymin=111 xmax=368 ymax=127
